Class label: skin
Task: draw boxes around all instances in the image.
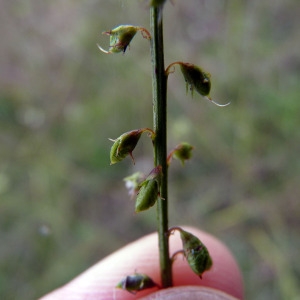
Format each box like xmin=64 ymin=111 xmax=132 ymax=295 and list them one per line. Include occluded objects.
xmin=39 ymin=227 xmax=244 ymax=300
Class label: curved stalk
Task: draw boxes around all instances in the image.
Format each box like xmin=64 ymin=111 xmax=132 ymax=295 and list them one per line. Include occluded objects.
xmin=150 ymin=6 xmax=172 ymax=288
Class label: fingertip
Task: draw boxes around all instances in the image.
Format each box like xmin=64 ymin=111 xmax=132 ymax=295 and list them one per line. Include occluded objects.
xmin=39 ymin=227 xmax=243 ymax=300
xmin=141 ymin=286 xmax=240 ymax=300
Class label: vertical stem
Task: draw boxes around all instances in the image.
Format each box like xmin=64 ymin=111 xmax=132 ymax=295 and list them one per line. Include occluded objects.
xmin=150 ymin=7 xmax=172 ymax=288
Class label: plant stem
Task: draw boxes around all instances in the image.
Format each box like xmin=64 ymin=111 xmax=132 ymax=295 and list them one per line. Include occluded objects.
xmin=150 ymin=6 xmax=172 ymax=288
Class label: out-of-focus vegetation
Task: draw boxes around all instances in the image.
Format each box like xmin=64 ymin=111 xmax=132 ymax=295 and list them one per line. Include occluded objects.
xmin=1 ymin=1 xmax=299 ymax=299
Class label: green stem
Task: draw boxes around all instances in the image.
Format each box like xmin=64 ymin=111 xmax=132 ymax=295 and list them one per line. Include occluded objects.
xmin=150 ymin=6 xmax=172 ymax=288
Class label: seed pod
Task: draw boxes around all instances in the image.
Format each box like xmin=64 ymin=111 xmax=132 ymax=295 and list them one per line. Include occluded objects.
xmin=116 ymin=273 xmax=159 ymax=294
xmin=135 ymin=179 xmax=158 ymax=212
xmin=109 ymin=128 xmax=155 ymax=165
xmin=179 ymin=228 xmax=213 ymax=278
xmin=168 ymin=142 xmax=194 ymax=166
xmin=98 ymin=25 xmax=151 ymax=54
xmin=135 ymin=165 xmax=162 ymax=213
xmin=179 ymin=63 xmax=211 ymax=97
xmin=166 ymin=61 xmax=230 ymax=107
xmin=109 ymin=129 xmax=143 ymax=165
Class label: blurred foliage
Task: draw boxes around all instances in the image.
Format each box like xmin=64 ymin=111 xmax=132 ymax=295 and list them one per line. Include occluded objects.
xmin=0 ymin=0 xmax=300 ymax=299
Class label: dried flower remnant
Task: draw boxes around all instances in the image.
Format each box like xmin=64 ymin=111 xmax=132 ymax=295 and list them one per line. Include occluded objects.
xmin=98 ymin=25 xmax=151 ymax=54
xmin=124 ymin=172 xmax=145 ymax=198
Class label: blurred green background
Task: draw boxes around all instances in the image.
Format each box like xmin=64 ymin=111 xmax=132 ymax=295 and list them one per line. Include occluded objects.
xmin=1 ymin=1 xmax=299 ymax=299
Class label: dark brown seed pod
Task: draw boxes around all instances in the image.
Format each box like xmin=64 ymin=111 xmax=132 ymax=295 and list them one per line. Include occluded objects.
xmin=116 ymin=273 xmax=159 ymax=294
xmin=179 ymin=63 xmax=211 ymax=97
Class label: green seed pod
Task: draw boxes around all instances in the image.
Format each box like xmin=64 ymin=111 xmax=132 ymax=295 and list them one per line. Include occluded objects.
xmin=109 ymin=129 xmax=143 ymax=165
xmin=116 ymin=273 xmax=158 ymax=294
xmin=166 ymin=61 xmax=230 ymax=107
xmin=179 ymin=228 xmax=213 ymax=278
xmin=98 ymin=25 xmax=151 ymax=54
xmin=179 ymin=63 xmax=211 ymax=97
xmin=135 ymin=165 xmax=162 ymax=213
xmin=135 ymin=179 xmax=158 ymax=212
xmin=107 ymin=25 xmax=138 ymax=53
xmin=172 ymin=142 xmax=194 ymax=166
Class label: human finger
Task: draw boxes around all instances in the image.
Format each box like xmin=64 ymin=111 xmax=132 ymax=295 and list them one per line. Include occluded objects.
xmin=40 ymin=227 xmax=243 ymax=300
